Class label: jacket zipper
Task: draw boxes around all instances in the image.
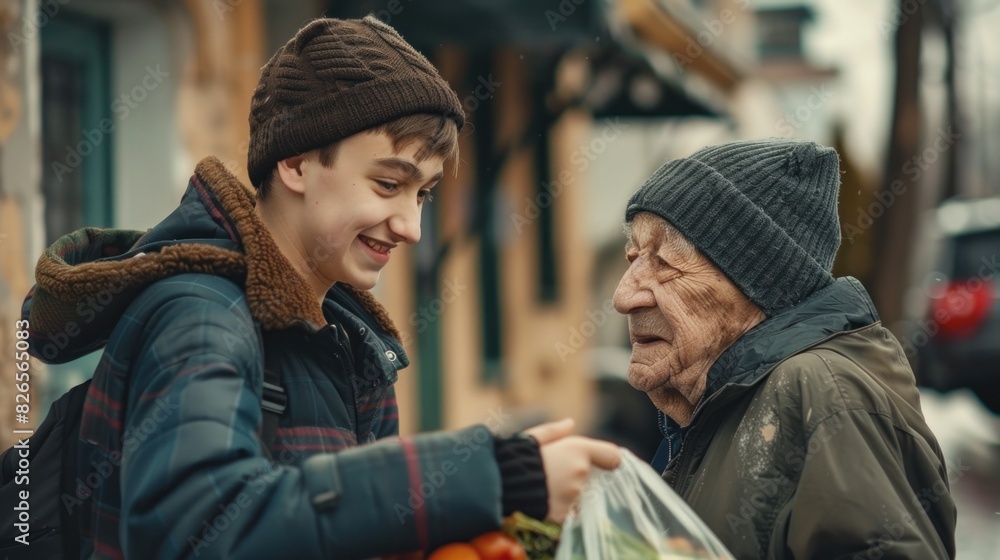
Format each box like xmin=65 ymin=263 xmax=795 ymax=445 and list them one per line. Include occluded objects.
xmin=336 ymin=324 xmax=390 ymax=440
xmin=668 ymin=389 xmax=742 ymax=490
xmin=328 ymin=325 xmax=361 ymax=433
xmin=359 ymin=386 xmax=388 ymax=442
xmin=658 ymin=413 xmax=673 ymax=466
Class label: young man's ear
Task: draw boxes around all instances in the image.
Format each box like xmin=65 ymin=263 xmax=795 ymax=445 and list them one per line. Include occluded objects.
xmin=275 ymin=154 xmax=307 ymax=194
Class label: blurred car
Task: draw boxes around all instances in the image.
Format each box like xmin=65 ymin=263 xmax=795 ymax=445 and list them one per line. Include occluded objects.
xmin=912 ymin=197 xmax=1000 ymax=414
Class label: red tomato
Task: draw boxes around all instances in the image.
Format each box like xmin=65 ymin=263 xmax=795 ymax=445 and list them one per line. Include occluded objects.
xmin=470 ymin=532 xmax=527 ymax=560
xmin=427 ymin=543 xmax=481 ymax=560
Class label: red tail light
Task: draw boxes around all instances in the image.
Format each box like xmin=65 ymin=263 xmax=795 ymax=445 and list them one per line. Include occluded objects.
xmin=931 ymin=280 xmax=994 ymax=340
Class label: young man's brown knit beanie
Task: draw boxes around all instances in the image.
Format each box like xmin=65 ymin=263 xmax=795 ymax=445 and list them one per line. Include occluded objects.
xmin=247 ymin=16 xmax=465 ymax=188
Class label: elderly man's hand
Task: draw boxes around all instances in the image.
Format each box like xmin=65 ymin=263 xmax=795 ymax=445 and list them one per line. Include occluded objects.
xmin=524 ymin=418 xmax=621 ymax=523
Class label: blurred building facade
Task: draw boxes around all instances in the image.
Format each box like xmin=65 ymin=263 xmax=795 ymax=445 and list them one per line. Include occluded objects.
xmin=0 ymin=0 xmax=838 ymax=449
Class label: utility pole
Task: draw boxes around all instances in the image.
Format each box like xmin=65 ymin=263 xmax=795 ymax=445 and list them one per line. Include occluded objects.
xmin=938 ymin=0 xmax=961 ymax=202
xmin=870 ymin=0 xmax=924 ymax=332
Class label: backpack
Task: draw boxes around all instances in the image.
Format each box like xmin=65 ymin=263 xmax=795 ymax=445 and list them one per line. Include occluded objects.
xmin=0 ymin=352 xmax=286 ymax=560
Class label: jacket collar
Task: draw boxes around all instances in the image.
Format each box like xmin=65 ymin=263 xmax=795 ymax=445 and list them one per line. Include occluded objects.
xmin=703 ymin=276 xmax=879 ymax=396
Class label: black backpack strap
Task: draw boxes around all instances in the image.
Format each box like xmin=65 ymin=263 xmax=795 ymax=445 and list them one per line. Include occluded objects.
xmin=259 ymin=367 xmax=286 ymax=459
xmin=256 ymin=323 xmax=286 ymax=459
xmin=60 ymin=379 xmax=92 ymax=560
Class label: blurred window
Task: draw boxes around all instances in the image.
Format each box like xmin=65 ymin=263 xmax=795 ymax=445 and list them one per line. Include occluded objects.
xmin=755 ymin=6 xmax=813 ymax=61
xmin=41 ymin=14 xmax=113 ymax=245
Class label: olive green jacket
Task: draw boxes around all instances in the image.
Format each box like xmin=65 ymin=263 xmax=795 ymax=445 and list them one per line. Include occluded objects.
xmin=663 ymin=278 xmax=956 ymax=559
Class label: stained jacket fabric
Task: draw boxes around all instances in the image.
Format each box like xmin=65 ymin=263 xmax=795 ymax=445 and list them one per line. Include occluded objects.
xmin=22 ymin=157 xmax=504 ymax=559
xmin=658 ymin=277 xmax=957 ymax=559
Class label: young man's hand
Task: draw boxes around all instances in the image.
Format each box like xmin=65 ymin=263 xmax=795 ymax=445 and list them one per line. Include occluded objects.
xmin=524 ymin=418 xmax=621 ymax=523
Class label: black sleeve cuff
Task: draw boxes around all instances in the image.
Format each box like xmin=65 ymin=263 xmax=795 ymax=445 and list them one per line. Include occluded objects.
xmin=493 ymin=433 xmax=548 ymax=520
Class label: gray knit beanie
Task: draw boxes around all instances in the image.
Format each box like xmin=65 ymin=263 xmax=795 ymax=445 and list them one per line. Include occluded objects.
xmin=625 ymin=138 xmax=842 ymax=316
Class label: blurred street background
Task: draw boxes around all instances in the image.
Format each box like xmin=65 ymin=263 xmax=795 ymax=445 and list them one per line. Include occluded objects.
xmin=0 ymin=0 xmax=997 ymax=556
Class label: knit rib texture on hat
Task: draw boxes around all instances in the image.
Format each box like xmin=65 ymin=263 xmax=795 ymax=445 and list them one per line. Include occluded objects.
xmin=247 ymin=16 xmax=465 ymax=188
xmin=625 ymin=138 xmax=843 ymax=316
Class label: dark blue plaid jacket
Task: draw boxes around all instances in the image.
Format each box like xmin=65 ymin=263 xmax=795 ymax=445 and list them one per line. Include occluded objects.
xmin=23 ymin=157 xmax=502 ymax=559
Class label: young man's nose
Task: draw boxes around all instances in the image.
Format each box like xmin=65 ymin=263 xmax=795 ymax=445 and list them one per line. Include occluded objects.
xmin=613 ymin=266 xmax=655 ymax=314
xmin=387 ymin=204 xmax=422 ymax=244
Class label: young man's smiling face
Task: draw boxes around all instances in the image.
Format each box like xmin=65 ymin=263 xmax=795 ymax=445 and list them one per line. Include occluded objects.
xmin=263 ymin=130 xmax=444 ymax=295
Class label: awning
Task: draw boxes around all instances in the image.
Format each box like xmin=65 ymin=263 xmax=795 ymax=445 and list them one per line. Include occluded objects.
xmin=582 ymin=45 xmax=723 ymax=119
xmin=328 ymin=0 xmax=607 ymax=49
xmin=615 ymin=0 xmax=750 ymax=92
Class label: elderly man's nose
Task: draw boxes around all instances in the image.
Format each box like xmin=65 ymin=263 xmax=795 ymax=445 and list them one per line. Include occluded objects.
xmin=613 ymin=268 xmax=653 ymax=314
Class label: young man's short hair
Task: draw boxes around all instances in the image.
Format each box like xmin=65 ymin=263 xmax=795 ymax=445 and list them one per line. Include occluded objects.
xmin=258 ymin=113 xmax=459 ymax=201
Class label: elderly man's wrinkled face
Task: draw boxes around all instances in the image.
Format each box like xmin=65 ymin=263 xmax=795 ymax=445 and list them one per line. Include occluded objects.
xmin=613 ymin=213 xmax=765 ymax=425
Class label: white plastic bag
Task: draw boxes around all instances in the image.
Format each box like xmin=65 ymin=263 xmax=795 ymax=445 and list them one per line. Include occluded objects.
xmin=555 ymin=449 xmax=734 ymax=560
